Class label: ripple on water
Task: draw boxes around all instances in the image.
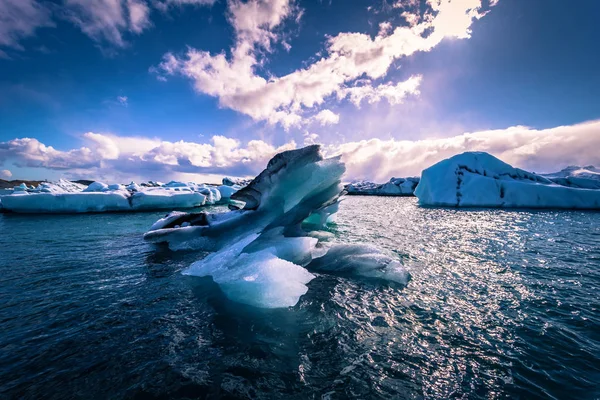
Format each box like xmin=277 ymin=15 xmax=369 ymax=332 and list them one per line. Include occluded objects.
xmin=0 ymin=198 xmax=599 ymax=399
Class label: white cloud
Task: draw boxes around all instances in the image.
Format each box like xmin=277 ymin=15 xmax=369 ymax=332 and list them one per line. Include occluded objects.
xmin=312 ymin=109 xmax=340 ymax=126
xmin=333 ymin=120 xmax=600 ymax=181
xmin=0 ymin=0 xmax=54 ymax=52
xmin=338 ymin=75 xmax=422 ymax=107
xmin=0 ymin=132 xmax=297 ymax=179
xmin=0 ymin=169 xmax=12 ymax=179
xmin=303 ymin=132 xmax=319 ymax=146
xmin=117 ymin=95 xmax=128 ymax=106
xmin=155 ymin=0 xmax=498 ymax=127
xmin=64 ymin=0 xmax=152 ymax=47
xmin=2 ymin=120 xmax=600 ymax=182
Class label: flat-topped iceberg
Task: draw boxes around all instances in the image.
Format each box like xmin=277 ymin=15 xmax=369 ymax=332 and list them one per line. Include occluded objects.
xmin=346 ymin=177 xmax=420 ymax=196
xmin=1 ymin=187 xmax=206 ymax=213
xmin=0 ymin=178 xmax=243 ymax=213
xmin=145 ymin=145 xmax=409 ymax=308
xmin=415 ymin=152 xmax=600 ymax=209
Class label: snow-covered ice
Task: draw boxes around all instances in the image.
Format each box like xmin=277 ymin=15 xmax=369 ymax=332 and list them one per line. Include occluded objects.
xmin=146 ymin=145 xmax=410 ymax=308
xmin=415 ymin=152 xmax=600 ymax=209
xmin=346 ymin=177 xmax=420 ymax=196
xmin=541 ymin=166 xmax=600 ymax=190
xmin=0 ymin=181 xmax=207 ymax=213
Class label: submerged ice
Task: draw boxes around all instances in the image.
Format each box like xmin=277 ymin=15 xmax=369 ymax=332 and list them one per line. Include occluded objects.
xmin=145 ymin=145 xmax=410 ymax=308
xmin=415 ymin=152 xmax=600 ymax=209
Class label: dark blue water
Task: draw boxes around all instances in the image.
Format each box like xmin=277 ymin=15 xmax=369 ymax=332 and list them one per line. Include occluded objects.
xmin=1 ymin=197 xmax=599 ymax=399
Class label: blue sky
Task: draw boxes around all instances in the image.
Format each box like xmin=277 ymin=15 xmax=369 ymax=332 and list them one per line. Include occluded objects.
xmin=1 ymin=0 xmax=600 ymax=182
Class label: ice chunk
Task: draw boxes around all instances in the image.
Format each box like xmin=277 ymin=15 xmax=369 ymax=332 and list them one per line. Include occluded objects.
xmin=145 ymin=145 xmax=346 ymax=251
xmin=107 ymin=183 xmax=124 ymax=191
xmin=147 ymin=145 xmax=408 ymax=308
xmin=222 ymin=177 xmax=251 ymax=187
xmin=183 ymin=233 xmax=316 ymax=308
xmin=34 ymin=179 xmax=87 ymax=194
xmin=346 ymin=177 xmax=419 ymax=196
xmin=83 ymin=181 xmax=109 ymax=192
xmin=415 ymin=152 xmax=600 ymax=209
xmin=216 ymin=185 xmax=240 ymax=201
xmin=130 ymin=189 xmax=205 ymax=210
xmin=126 ymin=182 xmax=141 ymax=191
xmin=308 ymin=244 xmax=410 ymax=284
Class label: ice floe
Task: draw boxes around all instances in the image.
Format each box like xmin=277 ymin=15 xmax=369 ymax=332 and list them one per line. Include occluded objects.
xmin=415 ymin=152 xmax=600 ymax=209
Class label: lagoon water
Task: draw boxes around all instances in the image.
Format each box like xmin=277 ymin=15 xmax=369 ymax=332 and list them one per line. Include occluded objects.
xmin=1 ymin=197 xmax=599 ymax=399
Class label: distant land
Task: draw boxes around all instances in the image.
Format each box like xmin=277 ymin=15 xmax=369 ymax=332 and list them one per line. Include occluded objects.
xmin=0 ymin=179 xmax=44 ymax=189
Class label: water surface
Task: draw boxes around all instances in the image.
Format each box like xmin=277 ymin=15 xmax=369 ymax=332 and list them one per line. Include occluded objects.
xmin=1 ymin=197 xmax=599 ymax=399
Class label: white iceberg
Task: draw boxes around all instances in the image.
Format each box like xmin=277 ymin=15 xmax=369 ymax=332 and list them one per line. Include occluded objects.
xmin=541 ymin=166 xmax=600 ymax=190
xmin=216 ymin=184 xmax=240 ymax=202
xmin=145 ymin=145 xmax=410 ymax=308
xmin=83 ymin=181 xmax=109 ymax=192
xmin=346 ymin=177 xmax=420 ymax=196
xmin=415 ymin=152 xmax=600 ymax=209
xmin=0 ymin=191 xmax=132 ymax=213
xmin=32 ymin=179 xmax=87 ymax=194
xmin=0 ymin=185 xmax=206 ymax=213
xmin=222 ymin=177 xmax=251 ymax=187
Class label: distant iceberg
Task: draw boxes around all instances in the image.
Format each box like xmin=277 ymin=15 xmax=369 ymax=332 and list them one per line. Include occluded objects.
xmin=541 ymin=166 xmax=600 ymax=190
xmin=415 ymin=152 xmax=600 ymax=209
xmin=346 ymin=177 xmax=420 ymax=196
xmin=145 ymin=145 xmax=409 ymax=308
xmin=0 ymin=179 xmax=233 ymax=213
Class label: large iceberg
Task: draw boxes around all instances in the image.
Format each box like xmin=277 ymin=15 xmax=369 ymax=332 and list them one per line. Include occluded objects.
xmin=541 ymin=166 xmax=600 ymax=190
xmin=346 ymin=177 xmax=420 ymax=196
xmin=145 ymin=145 xmax=409 ymax=308
xmin=415 ymin=152 xmax=600 ymax=209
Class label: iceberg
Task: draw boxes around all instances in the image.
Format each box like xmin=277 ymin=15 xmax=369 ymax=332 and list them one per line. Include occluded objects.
xmin=346 ymin=177 xmax=420 ymax=196
xmin=415 ymin=152 xmax=600 ymax=209
xmin=216 ymin=184 xmax=240 ymax=202
xmin=222 ymin=177 xmax=251 ymax=187
xmin=32 ymin=179 xmax=87 ymax=194
xmin=0 ymin=185 xmax=206 ymax=213
xmin=145 ymin=145 xmax=410 ymax=308
xmin=541 ymin=166 xmax=600 ymax=190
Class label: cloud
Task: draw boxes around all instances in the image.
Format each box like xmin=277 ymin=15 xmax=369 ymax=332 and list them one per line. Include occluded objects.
xmin=0 ymin=132 xmax=297 ymax=180
xmin=0 ymin=0 xmax=216 ymax=54
xmin=154 ymin=0 xmax=498 ymax=127
xmin=0 ymin=0 xmax=54 ymax=52
xmin=0 ymin=169 xmax=12 ymax=179
xmin=333 ymin=120 xmax=600 ymax=181
xmin=117 ymin=95 xmax=128 ymax=106
xmin=312 ymin=109 xmax=340 ymax=126
xmin=2 ymin=120 xmax=600 ymax=182
xmin=64 ymin=0 xmax=152 ymax=47
xmin=338 ymin=75 xmax=422 ymax=107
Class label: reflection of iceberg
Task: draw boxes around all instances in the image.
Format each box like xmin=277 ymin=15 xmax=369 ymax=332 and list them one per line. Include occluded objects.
xmin=145 ymin=145 xmax=409 ymax=308
xmin=416 ymin=152 xmax=600 ymax=209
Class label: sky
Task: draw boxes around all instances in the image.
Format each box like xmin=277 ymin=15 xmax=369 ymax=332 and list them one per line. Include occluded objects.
xmin=1 ymin=0 xmax=600 ymax=183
